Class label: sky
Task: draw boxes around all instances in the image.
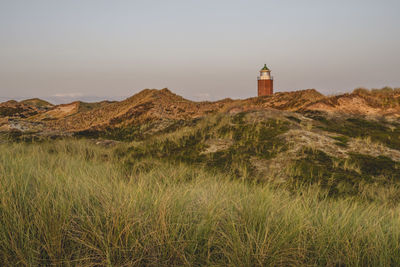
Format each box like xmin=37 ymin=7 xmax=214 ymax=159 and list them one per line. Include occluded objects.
xmin=0 ymin=0 xmax=399 ymax=103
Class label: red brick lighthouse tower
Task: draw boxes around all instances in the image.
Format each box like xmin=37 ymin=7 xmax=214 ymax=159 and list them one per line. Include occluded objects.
xmin=257 ymin=64 xmax=273 ymax=96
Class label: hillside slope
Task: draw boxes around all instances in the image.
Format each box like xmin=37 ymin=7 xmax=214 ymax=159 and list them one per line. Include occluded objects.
xmin=20 ymin=98 xmax=53 ymax=109
xmin=1 ymin=87 xmax=400 ymax=134
xmin=306 ymin=89 xmax=400 ymax=116
xmin=31 ymin=100 xmax=114 ymax=121
xmin=47 ymin=88 xmax=222 ymax=131
xmin=0 ymin=99 xmax=51 ymax=119
xmin=48 ymin=87 xmax=400 ymax=132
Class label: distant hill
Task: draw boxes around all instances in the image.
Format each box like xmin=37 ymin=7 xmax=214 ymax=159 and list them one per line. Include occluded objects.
xmin=46 ymin=87 xmax=400 ymax=132
xmin=47 ymin=88 xmax=222 ymax=131
xmin=1 ymin=87 xmax=399 ymax=134
xmin=0 ymin=99 xmax=48 ymax=118
xmin=20 ymin=98 xmax=53 ymax=109
xmin=304 ymin=88 xmax=400 ymax=115
xmin=31 ymin=100 xmax=115 ymax=121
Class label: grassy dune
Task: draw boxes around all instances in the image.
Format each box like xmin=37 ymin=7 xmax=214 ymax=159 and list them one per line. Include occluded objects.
xmin=1 ymin=140 xmax=400 ymax=266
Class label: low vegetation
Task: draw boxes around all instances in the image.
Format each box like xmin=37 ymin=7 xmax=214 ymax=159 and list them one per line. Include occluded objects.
xmin=0 ymin=106 xmax=26 ymax=117
xmin=323 ymin=118 xmax=400 ymax=150
xmin=114 ymin=113 xmax=290 ymax=180
xmin=2 ymin=140 xmax=400 ymax=266
xmin=101 ymin=112 xmax=399 ymax=199
xmin=290 ymin=148 xmax=400 ymax=198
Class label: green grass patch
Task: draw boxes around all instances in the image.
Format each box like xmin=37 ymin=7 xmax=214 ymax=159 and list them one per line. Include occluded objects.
xmin=312 ymin=116 xmax=400 ymax=150
xmin=291 ymin=149 xmax=362 ymax=196
xmin=123 ymin=113 xmax=290 ymax=179
xmin=291 ymin=148 xmax=400 ymax=197
xmin=331 ymin=135 xmax=349 ymax=147
xmin=349 ymin=153 xmax=400 ymax=179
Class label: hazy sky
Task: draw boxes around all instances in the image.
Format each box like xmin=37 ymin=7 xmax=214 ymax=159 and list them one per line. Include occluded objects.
xmin=1 ymin=0 xmax=399 ymax=103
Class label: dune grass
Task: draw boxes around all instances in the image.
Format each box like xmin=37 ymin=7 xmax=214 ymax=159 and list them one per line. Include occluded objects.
xmin=1 ymin=139 xmax=400 ymax=266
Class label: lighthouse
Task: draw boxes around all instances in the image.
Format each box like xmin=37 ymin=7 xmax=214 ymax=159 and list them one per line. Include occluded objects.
xmin=257 ymin=64 xmax=273 ymax=96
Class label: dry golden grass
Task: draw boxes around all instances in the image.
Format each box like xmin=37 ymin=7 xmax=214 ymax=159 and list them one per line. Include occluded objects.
xmin=1 ymin=139 xmax=400 ymax=266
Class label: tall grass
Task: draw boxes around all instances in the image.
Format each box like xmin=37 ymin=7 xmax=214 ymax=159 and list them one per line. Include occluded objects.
xmin=1 ymin=140 xmax=400 ymax=266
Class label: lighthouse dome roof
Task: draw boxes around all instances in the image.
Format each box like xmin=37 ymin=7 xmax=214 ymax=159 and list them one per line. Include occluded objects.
xmin=260 ymin=64 xmax=270 ymax=72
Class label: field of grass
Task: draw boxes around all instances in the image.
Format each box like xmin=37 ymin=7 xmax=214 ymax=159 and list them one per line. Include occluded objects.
xmin=105 ymin=112 xmax=399 ymax=200
xmin=2 ymin=139 xmax=400 ymax=266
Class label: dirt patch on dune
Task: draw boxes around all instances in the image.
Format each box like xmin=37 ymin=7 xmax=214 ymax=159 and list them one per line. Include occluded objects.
xmin=202 ymin=138 xmax=233 ymax=154
xmin=307 ymin=96 xmax=381 ymax=115
xmin=282 ymin=129 xmax=348 ymax=158
xmin=33 ymin=102 xmax=79 ymax=120
xmin=348 ymin=138 xmax=400 ymax=162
